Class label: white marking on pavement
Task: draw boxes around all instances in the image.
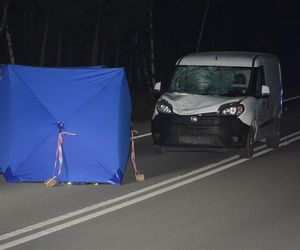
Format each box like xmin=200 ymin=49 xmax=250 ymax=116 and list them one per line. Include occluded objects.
xmin=0 ymin=131 xmax=300 ymax=250
xmin=133 ymin=132 xmax=151 ymax=139
xmin=0 ymin=157 xmax=240 ymax=242
xmin=1 ymin=134 xmax=290 ymax=243
xmin=283 ymin=95 xmax=300 ymax=102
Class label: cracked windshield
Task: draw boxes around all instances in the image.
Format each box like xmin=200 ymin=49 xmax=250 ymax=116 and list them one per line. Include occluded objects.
xmin=169 ymin=65 xmax=251 ymax=96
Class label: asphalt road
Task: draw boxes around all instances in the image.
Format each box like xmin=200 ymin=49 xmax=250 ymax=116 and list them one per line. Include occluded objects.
xmin=0 ymin=98 xmax=300 ymax=250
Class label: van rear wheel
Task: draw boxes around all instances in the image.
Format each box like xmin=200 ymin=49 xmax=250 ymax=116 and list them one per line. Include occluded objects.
xmin=266 ymin=119 xmax=280 ymax=149
xmin=239 ymin=128 xmax=254 ymax=158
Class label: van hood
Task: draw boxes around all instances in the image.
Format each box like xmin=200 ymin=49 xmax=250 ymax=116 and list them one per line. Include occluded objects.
xmin=160 ymin=92 xmax=244 ymax=115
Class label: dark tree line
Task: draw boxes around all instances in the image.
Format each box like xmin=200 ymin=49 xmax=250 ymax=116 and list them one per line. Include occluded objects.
xmin=0 ymin=0 xmax=162 ymax=120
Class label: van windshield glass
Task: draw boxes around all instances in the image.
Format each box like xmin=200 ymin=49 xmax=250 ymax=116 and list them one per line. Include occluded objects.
xmin=169 ymin=65 xmax=252 ymax=96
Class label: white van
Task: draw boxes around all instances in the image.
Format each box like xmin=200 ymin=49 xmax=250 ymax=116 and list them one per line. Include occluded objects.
xmin=151 ymin=52 xmax=283 ymax=158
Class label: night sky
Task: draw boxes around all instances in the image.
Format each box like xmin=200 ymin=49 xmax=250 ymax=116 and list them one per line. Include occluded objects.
xmin=155 ymin=0 xmax=300 ymax=93
xmin=1 ymin=0 xmax=300 ymax=97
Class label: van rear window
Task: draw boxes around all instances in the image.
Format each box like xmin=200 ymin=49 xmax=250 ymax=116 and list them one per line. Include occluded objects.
xmin=169 ymin=65 xmax=252 ymax=97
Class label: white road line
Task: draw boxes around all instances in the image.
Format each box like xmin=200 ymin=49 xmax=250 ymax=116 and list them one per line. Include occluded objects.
xmin=0 ymin=157 xmax=240 ymax=242
xmin=2 ymin=132 xmax=296 ymax=243
xmin=283 ymin=95 xmax=300 ymax=102
xmin=0 ymin=131 xmax=300 ymax=250
xmin=133 ymin=132 xmax=151 ymax=139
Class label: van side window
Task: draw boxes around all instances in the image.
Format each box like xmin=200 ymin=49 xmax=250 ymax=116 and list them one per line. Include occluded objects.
xmin=255 ymin=66 xmax=265 ymax=95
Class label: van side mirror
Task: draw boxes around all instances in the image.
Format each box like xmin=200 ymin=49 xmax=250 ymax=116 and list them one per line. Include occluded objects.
xmin=261 ymin=85 xmax=270 ymax=97
xmin=154 ymin=82 xmax=162 ymax=93
xmin=154 ymin=82 xmax=162 ymax=99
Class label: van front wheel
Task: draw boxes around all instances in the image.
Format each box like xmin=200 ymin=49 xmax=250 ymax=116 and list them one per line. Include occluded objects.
xmin=239 ymin=128 xmax=254 ymax=158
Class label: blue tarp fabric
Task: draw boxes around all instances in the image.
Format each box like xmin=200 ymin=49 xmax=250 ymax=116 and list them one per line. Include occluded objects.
xmin=0 ymin=65 xmax=132 ymax=184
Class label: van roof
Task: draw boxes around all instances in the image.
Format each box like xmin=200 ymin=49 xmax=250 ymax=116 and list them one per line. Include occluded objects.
xmin=177 ymin=51 xmax=279 ymax=67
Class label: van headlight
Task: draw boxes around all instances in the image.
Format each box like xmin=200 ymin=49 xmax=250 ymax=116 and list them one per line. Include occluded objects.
xmin=218 ymin=102 xmax=244 ymax=116
xmin=156 ymin=99 xmax=173 ymax=114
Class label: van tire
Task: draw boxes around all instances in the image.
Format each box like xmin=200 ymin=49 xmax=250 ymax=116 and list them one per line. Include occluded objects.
xmin=266 ymin=119 xmax=280 ymax=149
xmin=153 ymin=145 xmax=164 ymax=154
xmin=239 ymin=128 xmax=254 ymax=158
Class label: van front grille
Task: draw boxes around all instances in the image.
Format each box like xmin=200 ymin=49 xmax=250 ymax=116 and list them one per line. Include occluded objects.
xmin=152 ymin=113 xmax=250 ymax=148
xmin=178 ymin=135 xmax=211 ymax=145
xmin=166 ymin=124 xmax=221 ymax=146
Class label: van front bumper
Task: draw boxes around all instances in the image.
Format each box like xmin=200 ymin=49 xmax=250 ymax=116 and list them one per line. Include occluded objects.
xmin=151 ymin=113 xmax=250 ymax=150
